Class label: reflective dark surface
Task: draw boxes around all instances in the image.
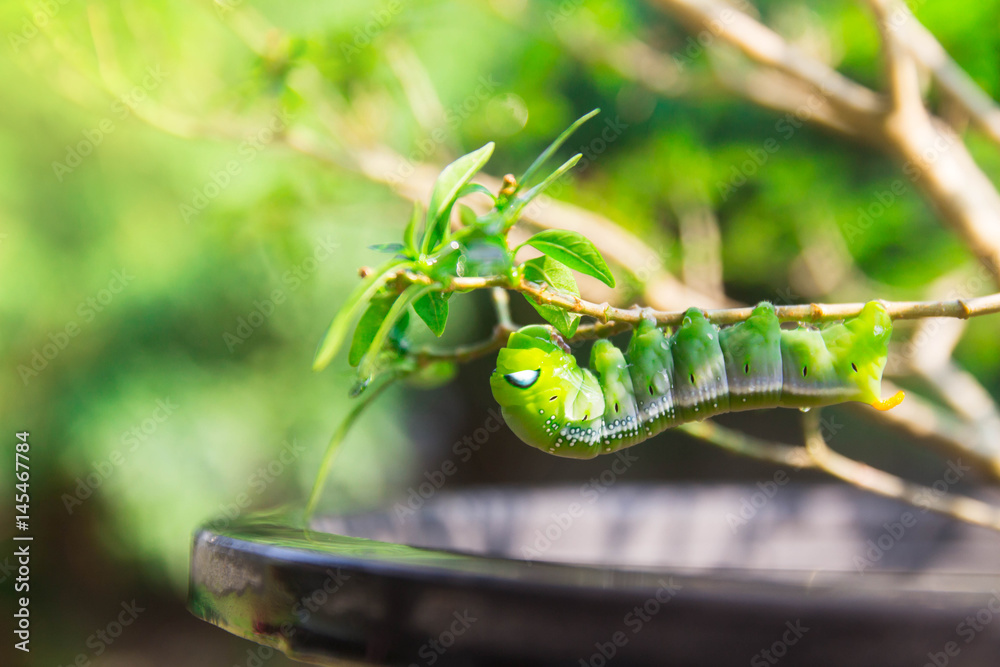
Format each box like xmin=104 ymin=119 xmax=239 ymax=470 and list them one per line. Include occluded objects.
xmin=189 ymin=484 xmax=1000 ymax=666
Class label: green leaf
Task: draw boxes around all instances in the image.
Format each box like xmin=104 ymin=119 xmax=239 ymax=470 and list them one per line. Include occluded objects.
xmin=412 ymin=291 xmax=449 ymax=336
xmin=389 ymin=309 xmax=410 ymax=351
xmin=404 ymin=203 xmax=421 ymax=256
xmin=357 ymin=283 xmax=434 ymax=390
xmin=369 ymin=243 xmax=405 ymax=254
xmin=423 ymin=142 xmax=495 ymax=254
xmin=518 ymin=108 xmax=599 ymax=191
xmin=523 ymin=228 xmax=616 ymax=288
xmin=457 ymin=182 xmax=496 ymax=202
xmin=521 ymin=256 xmax=581 ymax=337
xmin=502 ymin=153 xmax=581 ymax=228
xmin=457 ymin=204 xmax=478 ymax=228
xmin=348 ymin=294 xmax=395 ymax=366
xmin=306 ymin=372 xmax=403 ymax=518
xmin=463 ymin=234 xmax=511 ymax=277
xmin=313 ymin=260 xmax=407 ymax=372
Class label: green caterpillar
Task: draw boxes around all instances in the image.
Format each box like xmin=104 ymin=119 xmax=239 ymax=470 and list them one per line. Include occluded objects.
xmin=490 ymin=302 xmax=904 ymax=459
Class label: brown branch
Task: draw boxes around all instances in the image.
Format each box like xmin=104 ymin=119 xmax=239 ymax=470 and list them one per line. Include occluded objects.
xmin=396 ymin=267 xmax=1000 ymax=326
xmin=412 ymin=324 xmax=513 ymax=366
xmin=509 ymin=278 xmax=1000 ymax=326
xmin=648 ymin=0 xmax=885 ymax=125
xmin=878 ymin=0 xmax=1000 ymax=148
xmin=645 ymin=0 xmax=1000 ymax=282
xmin=680 ymin=420 xmax=815 ymax=469
xmin=865 ymin=0 xmax=924 ymax=121
xmin=708 ymin=57 xmax=868 ymax=140
xmin=803 ymin=410 xmax=1000 ymax=532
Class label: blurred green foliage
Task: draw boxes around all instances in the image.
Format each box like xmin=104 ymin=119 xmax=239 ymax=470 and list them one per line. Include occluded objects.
xmin=2 ymin=0 xmax=1000 ymax=662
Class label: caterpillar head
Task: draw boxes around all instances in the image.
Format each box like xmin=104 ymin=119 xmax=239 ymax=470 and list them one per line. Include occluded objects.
xmin=836 ymin=301 xmax=900 ymax=408
xmin=490 ymin=325 xmax=603 ymax=454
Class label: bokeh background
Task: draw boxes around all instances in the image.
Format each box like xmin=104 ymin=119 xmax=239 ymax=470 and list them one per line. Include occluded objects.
xmin=3 ymin=0 xmax=1000 ymax=665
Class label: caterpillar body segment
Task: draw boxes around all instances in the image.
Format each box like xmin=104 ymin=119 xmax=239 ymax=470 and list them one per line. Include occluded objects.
xmin=489 ymin=301 xmax=901 ymax=459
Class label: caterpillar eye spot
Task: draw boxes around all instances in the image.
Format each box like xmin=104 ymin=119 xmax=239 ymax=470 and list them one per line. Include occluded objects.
xmin=851 ymin=363 xmax=858 ymax=373
xmin=504 ymin=369 xmax=541 ymax=389
xmin=648 ymin=384 xmax=655 ymax=396
xmin=689 ymin=373 xmax=695 ymax=385
xmin=549 ymin=395 xmax=558 ymax=402
xmin=802 ymin=366 xmax=808 ymax=377
xmin=744 ymin=364 xmax=749 ymax=374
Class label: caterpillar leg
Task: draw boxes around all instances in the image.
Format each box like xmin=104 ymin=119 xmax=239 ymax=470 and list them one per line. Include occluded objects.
xmin=871 ymin=390 xmax=905 ymax=411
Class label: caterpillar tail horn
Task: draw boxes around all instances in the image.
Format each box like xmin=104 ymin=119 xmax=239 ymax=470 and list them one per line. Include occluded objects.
xmin=871 ymin=390 xmax=905 ymax=411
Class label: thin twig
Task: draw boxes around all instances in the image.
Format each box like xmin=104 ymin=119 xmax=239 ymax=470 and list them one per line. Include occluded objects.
xmin=680 ymin=420 xmax=815 ymax=469
xmin=491 ymin=287 xmax=514 ymax=331
xmin=401 ymin=269 xmax=1000 ymax=326
xmin=865 ymin=0 xmax=924 ymax=122
xmin=412 ymin=325 xmax=512 ymax=366
xmin=875 ymin=0 xmax=1000 ymax=148
xmin=646 ymin=0 xmax=1000 ymax=283
xmin=649 ymin=0 xmax=885 ymax=123
xmin=305 ymin=373 xmax=403 ymax=519
xmin=802 ymin=410 xmax=1000 ymax=532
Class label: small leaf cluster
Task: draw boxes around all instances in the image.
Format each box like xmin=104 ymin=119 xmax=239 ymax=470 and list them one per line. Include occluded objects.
xmin=313 ymin=109 xmax=615 ymax=396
